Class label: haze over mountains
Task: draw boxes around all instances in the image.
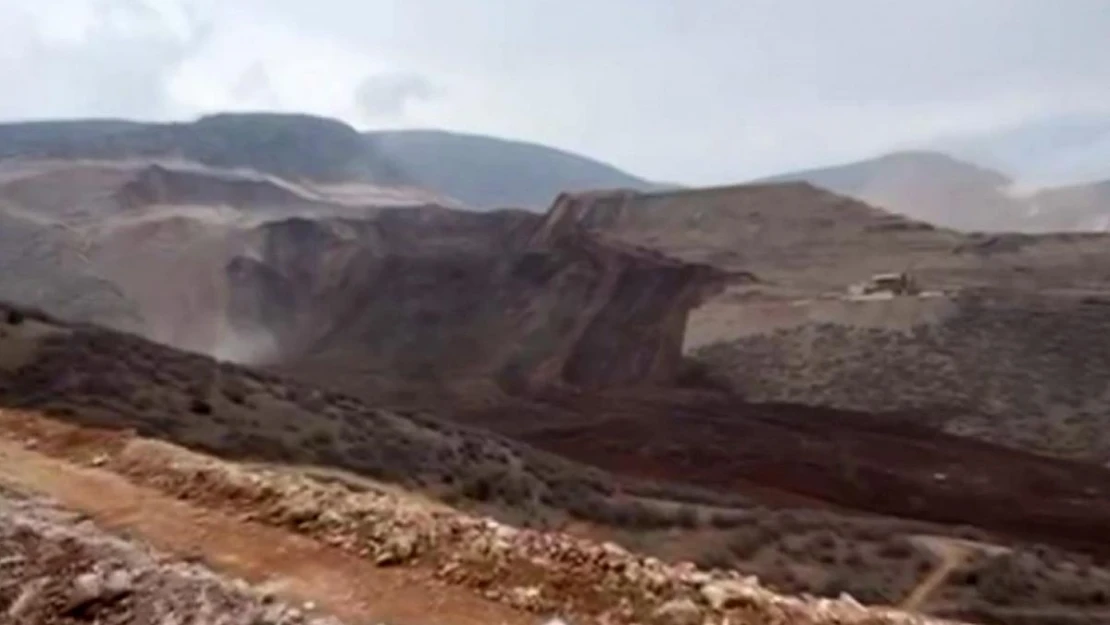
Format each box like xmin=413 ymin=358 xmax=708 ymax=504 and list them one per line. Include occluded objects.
xmin=3 ymin=112 xmax=1109 ymax=232
xmin=0 ymin=114 xmax=661 ymax=211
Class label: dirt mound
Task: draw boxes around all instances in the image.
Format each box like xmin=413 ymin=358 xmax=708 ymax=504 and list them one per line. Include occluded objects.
xmin=693 ymin=290 xmax=1110 ymax=463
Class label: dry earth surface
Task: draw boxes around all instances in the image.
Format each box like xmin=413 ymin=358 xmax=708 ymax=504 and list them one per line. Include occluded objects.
xmin=3 ymin=306 xmax=1110 ymax=624
xmin=3 ymin=145 xmax=1110 ymax=625
xmin=0 ymin=408 xmax=964 ymax=625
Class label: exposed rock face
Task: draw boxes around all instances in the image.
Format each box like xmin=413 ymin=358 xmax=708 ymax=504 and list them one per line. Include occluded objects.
xmin=228 ymin=207 xmax=733 ymax=394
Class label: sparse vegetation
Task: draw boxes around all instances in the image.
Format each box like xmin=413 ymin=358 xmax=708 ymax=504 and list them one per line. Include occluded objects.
xmin=4 ymin=301 xmax=1110 ymax=623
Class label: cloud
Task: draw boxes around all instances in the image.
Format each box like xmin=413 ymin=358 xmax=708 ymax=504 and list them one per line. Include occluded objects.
xmin=0 ymin=0 xmax=210 ymax=120
xmin=2 ymin=0 xmax=1110 ymax=183
xmin=354 ymin=72 xmax=440 ymax=120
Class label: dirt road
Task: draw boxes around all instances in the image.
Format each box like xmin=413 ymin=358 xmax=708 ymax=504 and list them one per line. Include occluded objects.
xmin=0 ymin=437 xmax=531 ymax=625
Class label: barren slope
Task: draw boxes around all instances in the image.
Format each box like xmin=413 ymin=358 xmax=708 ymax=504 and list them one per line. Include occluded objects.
xmin=0 ymin=159 xmax=453 ymax=349
xmin=537 ymin=184 xmax=1110 ymax=295
xmin=543 ymin=185 xmax=1110 ymax=464
xmin=692 ymin=290 xmax=1110 ymax=463
xmin=5 ymin=304 xmax=1110 ymax=623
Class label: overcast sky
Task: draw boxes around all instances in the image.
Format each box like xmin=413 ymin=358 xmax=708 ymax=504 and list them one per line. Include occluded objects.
xmin=2 ymin=0 xmax=1110 ymax=184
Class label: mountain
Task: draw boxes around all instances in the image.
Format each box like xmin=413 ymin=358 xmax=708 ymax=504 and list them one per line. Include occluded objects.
xmin=933 ymin=113 xmax=1110 ymax=186
xmin=759 ymin=151 xmax=1023 ymax=231
xmin=366 ymin=129 xmax=664 ymax=209
xmin=0 ymin=115 xmax=666 ymax=210
xmin=8 ymin=120 xmax=1110 ymax=623
xmin=0 ymin=113 xmax=410 ymax=186
xmin=760 ymin=150 xmax=1110 ymax=232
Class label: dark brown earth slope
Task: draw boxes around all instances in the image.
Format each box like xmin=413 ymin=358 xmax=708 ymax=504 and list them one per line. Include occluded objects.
xmin=230 ymin=210 xmax=736 ymax=400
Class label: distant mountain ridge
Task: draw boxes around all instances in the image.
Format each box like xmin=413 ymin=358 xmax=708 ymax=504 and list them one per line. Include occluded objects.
xmin=0 ymin=114 xmax=664 ymax=210
xmin=760 ymin=150 xmax=1110 ymax=232
xmin=364 ymin=129 xmax=666 ymax=209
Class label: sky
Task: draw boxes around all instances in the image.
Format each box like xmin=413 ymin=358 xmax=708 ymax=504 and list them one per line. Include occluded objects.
xmin=2 ymin=0 xmax=1110 ymax=185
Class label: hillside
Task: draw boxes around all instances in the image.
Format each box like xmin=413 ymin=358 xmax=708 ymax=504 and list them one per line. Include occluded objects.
xmin=6 ymin=145 xmax=1110 ymax=622
xmin=759 ymin=150 xmax=1110 ymax=232
xmin=5 ymin=304 xmax=1110 ymax=623
xmin=538 ymin=185 xmax=1110 ymax=467
xmin=531 ymin=184 xmax=1110 ymax=295
xmin=367 ymin=129 xmax=664 ymax=209
xmin=692 ymin=290 xmax=1110 ymax=463
xmin=0 ymin=410 xmax=975 ymax=625
xmin=0 ymin=114 xmax=410 ymax=185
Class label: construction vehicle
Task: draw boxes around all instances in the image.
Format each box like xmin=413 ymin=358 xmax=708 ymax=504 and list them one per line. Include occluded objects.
xmin=848 ymin=272 xmax=921 ymax=297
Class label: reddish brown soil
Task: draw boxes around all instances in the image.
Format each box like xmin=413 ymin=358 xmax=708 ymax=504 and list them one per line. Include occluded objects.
xmin=457 ymin=387 xmax=1110 ymax=558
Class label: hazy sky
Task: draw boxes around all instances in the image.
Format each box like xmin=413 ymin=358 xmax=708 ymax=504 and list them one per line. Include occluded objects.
xmin=2 ymin=0 xmax=1110 ymax=184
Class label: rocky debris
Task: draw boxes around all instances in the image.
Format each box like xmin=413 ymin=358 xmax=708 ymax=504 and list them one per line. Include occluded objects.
xmin=652 ymin=598 xmax=702 ymax=625
xmin=0 ymin=486 xmax=343 ymax=625
xmin=93 ymin=437 xmax=963 ymax=625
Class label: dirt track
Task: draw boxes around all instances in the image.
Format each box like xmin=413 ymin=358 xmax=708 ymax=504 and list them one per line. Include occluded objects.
xmin=0 ymin=435 xmax=530 ymax=625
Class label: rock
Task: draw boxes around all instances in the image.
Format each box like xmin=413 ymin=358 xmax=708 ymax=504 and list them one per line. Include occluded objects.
xmin=104 ymin=568 xmax=134 ymax=595
xmin=652 ymin=598 xmax=703 ymax=625
xmin=374 ymin=532 xmax=418 ymax=566
xmin=65 ymin=568 xmax=134 ymax=614
xmin=7 ymin=577 xmax=48 ymax=618
xmin=65 ymin=571 xmax=108 ymax=614
xmin=838 ymin=591 xmax=865 ymax=610
xmin=506 ymin=585 xmax=544 ymax=611
xmin=700 ymin=579 xmax=760 ymax=611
